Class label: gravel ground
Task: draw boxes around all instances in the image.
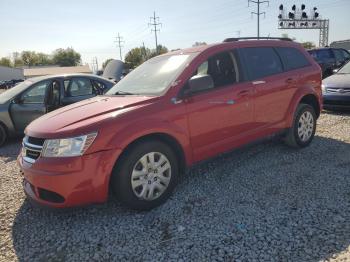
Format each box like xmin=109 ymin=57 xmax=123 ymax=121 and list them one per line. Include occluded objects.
xmin=0 ymin=110 xmax=350 ymax=261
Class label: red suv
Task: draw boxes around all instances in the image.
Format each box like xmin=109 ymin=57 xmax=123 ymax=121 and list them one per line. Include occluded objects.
xmin=18 ymin=37 xmax=322 ymax=210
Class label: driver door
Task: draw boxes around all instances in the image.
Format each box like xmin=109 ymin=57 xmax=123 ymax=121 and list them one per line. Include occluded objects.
xmin=10 ymin=80 xmax=50 ymax=132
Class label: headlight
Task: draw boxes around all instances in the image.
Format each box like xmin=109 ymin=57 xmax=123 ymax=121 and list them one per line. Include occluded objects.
xmin=42 ymin=132 xmax=97 ymax=157
xmin=321 ymin=84 xmax=326 ymax=92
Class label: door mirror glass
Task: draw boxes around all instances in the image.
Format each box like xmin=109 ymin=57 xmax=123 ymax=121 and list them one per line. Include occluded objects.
xmin=187 ymin=74 xmax=214 ymax=95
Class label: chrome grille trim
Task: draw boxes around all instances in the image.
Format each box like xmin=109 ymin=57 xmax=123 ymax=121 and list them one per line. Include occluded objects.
xmin=327 ymin=88 xmax=350 ymax=94
xmin=22 ymin=136 xmax=44 ymax=164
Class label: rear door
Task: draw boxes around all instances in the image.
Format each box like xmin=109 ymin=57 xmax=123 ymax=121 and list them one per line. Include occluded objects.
xmin=61 ymin=77 xmax=97 ymax=106
xmin=184 ymin=51 xmax=254 ymax=161
xmin=239 ymin=47 xmax=287 ymax=128
xmin=10 ymin=80 xmax=50 ymax=131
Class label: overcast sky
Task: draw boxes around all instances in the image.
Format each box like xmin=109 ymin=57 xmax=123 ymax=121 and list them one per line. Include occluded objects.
xmin=0 ymin=0 xmax=349 ymax=69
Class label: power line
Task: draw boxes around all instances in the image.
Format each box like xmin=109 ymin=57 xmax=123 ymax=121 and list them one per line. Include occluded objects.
xmin=114 ymin=33 xmax=124 ymax=60
xmin=148 ymin=11 xmax=162 ymax=54
xmin=248 ymin=0 xmax=269 ymax=38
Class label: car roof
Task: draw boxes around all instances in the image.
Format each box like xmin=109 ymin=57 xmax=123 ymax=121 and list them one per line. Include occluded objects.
xmin=25 ymin=73 xmax=115 ymax=84
xmin=165 ymin=39 xmax=303 ymax=56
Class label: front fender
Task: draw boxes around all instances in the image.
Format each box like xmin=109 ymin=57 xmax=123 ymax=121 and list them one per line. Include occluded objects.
xmin=106 ymin=117 xmax=193 ymax=166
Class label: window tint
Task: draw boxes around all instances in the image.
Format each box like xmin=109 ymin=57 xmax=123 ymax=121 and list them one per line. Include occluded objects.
xmin=193 ymin=51 xmax=240 ymax=88
xmin=21 ymin=80 xmax=49 ymax=103
xmin=241 ymin=47 xmax=283 ymax=79
xmin=65 ymin=78 xmax=94 ymax=97
xmin=341 ymin=49 xmax=350 ymax=60
xmin=334 ymin=49 xmax=344 ymax=62
xmin=276 ymin=47 xmax=310 ymax=70
xmin=309 ymin=49 xmax=334 ymax=63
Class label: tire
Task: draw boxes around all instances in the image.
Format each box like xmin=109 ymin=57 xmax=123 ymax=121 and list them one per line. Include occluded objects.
xmin=111 ymin=140 xmax=179 ymax=211
xmin=0 ymin=124 xmax=7 ymax=147
xmin=285 ymin=103 xmax=317 ymax=148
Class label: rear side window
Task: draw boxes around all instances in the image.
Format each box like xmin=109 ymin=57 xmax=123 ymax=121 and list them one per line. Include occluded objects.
xmin=309 ymin=49 xmax=334 ymax=63
xmin=64 ymin=78 xmax=94 ymax=97
xmin=240 ymin=47 xmax=283 ymax=80
xmin=276 ymin=47 xmax=310 ymax=71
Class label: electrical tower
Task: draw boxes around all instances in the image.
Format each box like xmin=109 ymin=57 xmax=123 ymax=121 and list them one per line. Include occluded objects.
xmin=149 ymin=11 xmax=162 ymax=54
xmin=114 ymin=33 xmax=124 ymax=60
xmin=278 ymin=4 xmax=329 ymax=47
xmin=248 ymin=0 xmax=269 ymax=38
xmin=91 ymin=57 xmax=98 ymax=72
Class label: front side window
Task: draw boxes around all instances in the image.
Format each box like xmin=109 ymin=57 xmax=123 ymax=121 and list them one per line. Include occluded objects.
xmin=106 ymin=53 xmax=196 ymax=96
xmin=341 ymin=49 xmax=350 ymax=60
xmin=21 ymin=80 xmax=49 ymax=104
xmin=241 ymin=47 xmax=283 ymax=80
xmin=276 ymin=47 xmax=310 ymax=71
xmin=193 ymin=51 xmax=240 ymax=88
xmin=65 ymin=78 xmax=94 ymax=97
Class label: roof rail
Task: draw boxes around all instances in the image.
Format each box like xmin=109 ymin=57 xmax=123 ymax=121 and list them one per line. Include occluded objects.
xmin=223 ymin=37 xmax=293 ymax=42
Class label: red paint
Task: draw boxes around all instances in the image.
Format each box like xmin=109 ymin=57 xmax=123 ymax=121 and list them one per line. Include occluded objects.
xmin=18 ymin=40 xmax=322 ymax=208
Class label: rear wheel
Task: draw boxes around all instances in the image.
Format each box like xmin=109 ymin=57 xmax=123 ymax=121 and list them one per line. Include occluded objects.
xmin=0 ymin=125 xmax=7 ymax=147
xmin=285 ymin=103 xmax=316 ymax=148
xmin=111 ymin=140 xmax=179 ymax=210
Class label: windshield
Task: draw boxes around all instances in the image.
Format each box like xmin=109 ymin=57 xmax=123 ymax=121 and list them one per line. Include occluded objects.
xmin=338 ymin=61 xmax=350 ymax=74
xmin=106 ymin=54 xmax=196 ymax=96
xmin=0 ymin=80 xmax=33 ymax=104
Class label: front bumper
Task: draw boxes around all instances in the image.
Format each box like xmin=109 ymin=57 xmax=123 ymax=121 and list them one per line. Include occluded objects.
xmin=323 ymin=94 xmax=350 ymax=109
xmin=17 ymin=148 xmax=121 ymax=208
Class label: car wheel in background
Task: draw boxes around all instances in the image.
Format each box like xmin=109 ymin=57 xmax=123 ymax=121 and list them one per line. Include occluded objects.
xmin=111 ymin=140 xmax=179 ymax=210
xmin=0 ymin=125 xmax=7 ymax=147
xmin=285 ymin=103 xmax=317 ymax=148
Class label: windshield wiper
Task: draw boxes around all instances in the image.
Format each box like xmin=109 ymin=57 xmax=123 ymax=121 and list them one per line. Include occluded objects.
xmin=114 ymin=91 xmax=137 ymax=95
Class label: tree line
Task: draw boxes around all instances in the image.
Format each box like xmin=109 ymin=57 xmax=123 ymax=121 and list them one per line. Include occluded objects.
xmin=0 ymin=48 xmax=81 ymax=68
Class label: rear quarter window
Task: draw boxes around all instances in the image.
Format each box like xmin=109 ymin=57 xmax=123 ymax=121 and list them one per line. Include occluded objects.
xmin=276 ymin=47 xmax=310 ymax=71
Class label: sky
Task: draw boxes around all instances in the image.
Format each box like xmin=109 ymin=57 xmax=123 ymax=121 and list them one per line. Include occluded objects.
xmin=0 ymin=0 xmax=349 ymax=70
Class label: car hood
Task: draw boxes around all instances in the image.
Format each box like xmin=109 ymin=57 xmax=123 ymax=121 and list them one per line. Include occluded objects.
xmin=26 ymin=95 xmax=157 ymax=137
xmin=323 ymin=74 xmax=350 ymax=88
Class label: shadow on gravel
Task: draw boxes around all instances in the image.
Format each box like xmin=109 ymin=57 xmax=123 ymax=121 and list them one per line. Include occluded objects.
xmin=0 ymin=137 xmax=21 ymax=163
xmin=11 ymin=136 xmax=350 ymax=261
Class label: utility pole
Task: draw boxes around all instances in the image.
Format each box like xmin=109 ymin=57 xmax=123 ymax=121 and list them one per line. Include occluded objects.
xmin=114 ymin=33 xmax=124 ymax=60
xmin=248 ymin=0 xmax=269 ymax=38
xmin=148 ymin=11 xmax=162 ymax=55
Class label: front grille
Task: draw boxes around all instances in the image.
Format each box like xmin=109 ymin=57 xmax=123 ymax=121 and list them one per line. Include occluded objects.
xmin=327 ymin=87 xmax=350 ymax=94
xmin=22 ymin=136 xmax=45 ymax=163
xmin=27 ymin=136 xmax=45 ymax=146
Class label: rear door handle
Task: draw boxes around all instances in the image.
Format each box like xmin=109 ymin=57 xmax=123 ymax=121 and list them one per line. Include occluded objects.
xmin=237 ymin=90 xmax=250 ymax=97
xmin=286 ymin=78 xmax=296 ymax=84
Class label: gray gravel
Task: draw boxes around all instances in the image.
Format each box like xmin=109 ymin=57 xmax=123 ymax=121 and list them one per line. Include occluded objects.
xmin=1 ymin=110 xmax=350 ymax=261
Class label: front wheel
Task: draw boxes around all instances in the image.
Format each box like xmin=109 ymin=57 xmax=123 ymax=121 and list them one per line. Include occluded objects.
xmin=285 ymin=103 xmax=317 ymax=148
xmin=111 ymin=140 xmax=179 ymax=210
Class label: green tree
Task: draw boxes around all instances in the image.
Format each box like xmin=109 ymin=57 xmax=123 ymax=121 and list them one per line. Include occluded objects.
xmin=14 ymin=58 xmax=24 ymax=67
xmin=52 ymin=48 xmax=81 ymax=66
xmin=125 ymin=46 xmax=152 ymax=69
xmin=102 ymin=58 xmax=114 ymax=69
xmin=149 ymin=45 xmax=168 ymax=58
xmin=21 ymin=51 xmax=38 ymax=67
xmin=301 ymin=41 xmax=316 ymax=49
xmin=36 ymin=52 xmax=52 ymax=65
xmin=0 ymin=57 xmax=12 ymax=67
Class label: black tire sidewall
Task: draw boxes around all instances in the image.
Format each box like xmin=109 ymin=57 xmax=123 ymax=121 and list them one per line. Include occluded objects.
xmin=293 ymin=104 xmax=316 ymax=147
xmin=111 ymin=141 xmax=179 ymax=210
xmin=0 ymin=125 xmax=6 ymax=147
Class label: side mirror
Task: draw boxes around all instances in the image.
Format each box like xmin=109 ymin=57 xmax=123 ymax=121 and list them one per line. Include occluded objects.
xmin=186 ymin=74 xmax=214 ymax=95
xmin=13 ymin=96 xmax=23 ymax=104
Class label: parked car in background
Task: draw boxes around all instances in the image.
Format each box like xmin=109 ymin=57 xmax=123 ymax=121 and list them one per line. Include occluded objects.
xmin=0 ymin=74 xmax=115 ymax=146
xmin=322 ymin=60 xmax=350 ymax=110
xmin=308 ymin=47 xmax=350 ymax=78
xmin=0 ymin=79 xmax=24 ymax=89
xmin=18 ymin=37 xmax=322 ymax=210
